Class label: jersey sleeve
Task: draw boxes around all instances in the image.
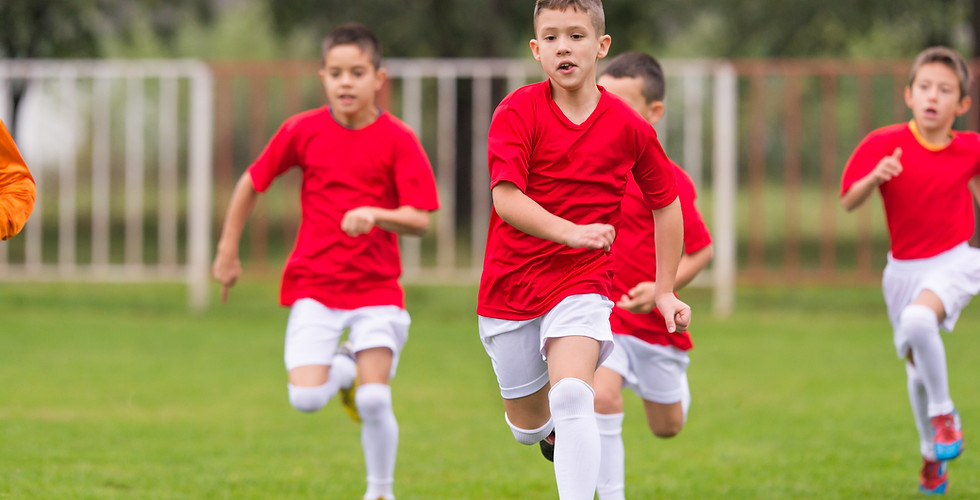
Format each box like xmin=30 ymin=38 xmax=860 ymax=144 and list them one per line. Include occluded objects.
xmin=0 ymin=120 xmax=36 ymax=241
xmin=487 ymin=92 xmax=533 ymax=192
xmin=675 ymin=166 xmax=712 ymax=254
xmin=840 ymin=131 xmax=888 ymax=197
xmin=248 ymin=119 xmax=300 ymax=193
xmin=393 ymin=126 xmax=440 ymax=211
xmin=631 ymin=126 xmax=677 ymax=210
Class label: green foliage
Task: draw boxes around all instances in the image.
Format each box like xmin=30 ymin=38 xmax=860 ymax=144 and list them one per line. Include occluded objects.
xmin=2 ymin=282 xmax=979 ymax=498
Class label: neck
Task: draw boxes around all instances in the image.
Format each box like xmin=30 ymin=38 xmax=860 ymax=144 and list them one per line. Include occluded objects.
xmin=550 ymin=81 xmax=601 ymax=125
xmin=911 ymin=119 xmax=954 ymax=149
xmin=333 ymin=107 xmax=380 ymax=129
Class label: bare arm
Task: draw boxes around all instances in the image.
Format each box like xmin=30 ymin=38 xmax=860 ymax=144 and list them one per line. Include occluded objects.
xmin=491 ymin=181 xmax=615 ymax=250
xmin=970 ymin=175 xmax=980 ymax=206
xmin=651 ymin=197 xmax=691 ymax=333
xmin=341 ymin=205 xmax=431 ymax=237
xmin=841 ymin=147 xmax=902 ymax=211
xmin=676 ymin=243 xmax=714 ymax=289
xmin=212 ymin=172 xmax=260 ymax=303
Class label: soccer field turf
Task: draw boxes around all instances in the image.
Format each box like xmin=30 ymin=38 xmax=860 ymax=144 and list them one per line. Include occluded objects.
xmin=1 ymin=281 xmax=978 ymax=499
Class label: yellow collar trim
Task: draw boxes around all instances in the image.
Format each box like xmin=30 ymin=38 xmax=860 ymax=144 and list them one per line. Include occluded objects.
xmin=908 ymin=120 xmax=954 ymax=151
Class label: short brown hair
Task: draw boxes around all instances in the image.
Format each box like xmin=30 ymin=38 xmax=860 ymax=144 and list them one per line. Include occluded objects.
xmin=321 ymin=23 xmax=382 ymax=69
xmin=601 ymin=51 xmax=665 ymax=103
xmin=908 ymin=46 xmax=970 ymax=99
xmin=533 ymin=0 xmax=605 ymax=37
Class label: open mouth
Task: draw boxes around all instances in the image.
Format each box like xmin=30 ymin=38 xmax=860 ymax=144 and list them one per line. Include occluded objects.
xmin=558 ymin=62 xmax=575 ymax=73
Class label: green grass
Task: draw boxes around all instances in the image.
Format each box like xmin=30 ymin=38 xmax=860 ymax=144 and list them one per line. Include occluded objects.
xmin=1 ymin=281 xmax=979 ymax=498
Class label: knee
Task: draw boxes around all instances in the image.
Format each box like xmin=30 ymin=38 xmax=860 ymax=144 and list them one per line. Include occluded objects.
xmin=650 ymin=419 xmax=683 ymax=439
xmin=901 ymin=305 xmax=937 ymax=332
xmin=355 ymin=383 xmax=392 ymax=422
xmin=594 ymin=388 xmax=623 ymax=415
xmin=288 ymin=383 xmax=331 ymax=413
xmin=549 ymin=377 xmax=595 ymax=416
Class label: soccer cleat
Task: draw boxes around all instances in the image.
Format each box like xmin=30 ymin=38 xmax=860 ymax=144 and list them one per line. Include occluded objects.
xmin=336 ymin=341 xmax=361 ymax=423
xmin=539 ymin=430 xmax=555 ymax=462
xmin=931 ymin=411 xmax=963 ymax=461
xmin=919 ymin=458 xmax=948 ymax=495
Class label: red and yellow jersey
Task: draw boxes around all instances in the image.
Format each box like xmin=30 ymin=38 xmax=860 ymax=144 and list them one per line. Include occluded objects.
xmin=0 ymin=119 xmax=36 ymax=241
xmin=841 ymin=121 xmax=980 ymax=260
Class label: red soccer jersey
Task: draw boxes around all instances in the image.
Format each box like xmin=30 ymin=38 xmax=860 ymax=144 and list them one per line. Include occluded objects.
xmin=841 ymin=121 xmax=980 ymax=260
xmin=610 ymin=165 xmax=712 ymax=350
xmin=249 ymin=108 xmax=439 ymax=309
xmin=478 ymin=81 xmax=678 ymax=320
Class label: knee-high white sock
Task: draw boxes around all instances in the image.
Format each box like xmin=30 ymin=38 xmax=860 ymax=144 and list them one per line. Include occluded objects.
xmin=596 ymin=412 xmax=625 ymax=500
xmin=286 ymin=354 xmax=357 ymax=413
xmin=907 ymin=362 xmax=936 ymax=461
xmin=901 ymin=305 xmax=954 ymax=416
xmin=356 ymin=383 xmax=398 ymax=500
xmin=550 ymin=378 xmax=600 ymax=500
xmin=505 ymin=413 xmax=554 ymax=445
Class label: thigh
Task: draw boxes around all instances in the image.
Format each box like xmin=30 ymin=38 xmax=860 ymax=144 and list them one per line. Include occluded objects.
xmin=284 ymin=298 xmax=346 ymax=376
xmin=479 ymin=316 xmax=550 ymax=400
xmin=541 ymin=293 xmax=615 ymax=367
xmin=348 ymin=306 xmax=411 ymax=381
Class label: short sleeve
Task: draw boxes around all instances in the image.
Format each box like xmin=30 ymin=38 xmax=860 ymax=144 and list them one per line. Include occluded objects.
xmin=487 ymin=93 xmax=533 ymax=192
xmin=393 ymin=128 xmax=439 ymax=211
xmin=248 ymin=119 xmax=299 ymax=193
xmin=841 ymin=132 xmax=887 ymax=197
xmin=631 ymin=126 xmax=677 ymax=210
xmin=675 ymin=167 xmax=712 ymax=254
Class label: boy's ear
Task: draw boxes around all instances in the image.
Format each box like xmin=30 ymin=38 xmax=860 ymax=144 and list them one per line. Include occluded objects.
xmin=647 ymin=101 xmax=665 ymax=125
xmin=956 ymin=95 xmax=972 ymax=116
xmin=904 ymin=85 xmax=914 ymax=109
xmin=597 ymin=34 xmax=611 ymax=60
xmin=529 ymin=38 xmax=541 ymax=61
xmin=374 ymin=67 xmax=387 ymax=92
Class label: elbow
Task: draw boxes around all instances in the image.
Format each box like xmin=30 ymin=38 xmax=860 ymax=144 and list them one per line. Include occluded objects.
xmin=411 ymin=212 xmax=431 ymax=236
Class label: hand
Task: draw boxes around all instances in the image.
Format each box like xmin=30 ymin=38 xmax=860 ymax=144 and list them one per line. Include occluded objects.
xmin=212 ymin=252 xmax=242 ymax=303
xmin=341 ymin=207 xmax=377 ymax=236
xmin=655 ymin=294 xmax=691 ymax=333
xmin=616 ymin=281 xmax=657 ymax=313
xmin=872 ymin=147 xmax=903 ymax=185
xmin=562 ymin=223 xmax=616 ymax=251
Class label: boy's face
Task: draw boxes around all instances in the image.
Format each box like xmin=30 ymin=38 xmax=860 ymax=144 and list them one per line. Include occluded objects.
xmin=597 ymin=74 xmax=664 ymax=125
xmin=904 ymin=62 xmax=971 ymax=135
xmin=319 ymin=44 xmax=386 ymax=127
xmin=530 ymin=7 xmax=611 ymax=93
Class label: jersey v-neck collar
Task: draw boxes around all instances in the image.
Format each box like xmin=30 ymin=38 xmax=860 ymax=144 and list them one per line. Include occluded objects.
xmin=908 ymin=119 xmax=955 ymax=152
xmin=545 ymin=81 xmax=605 ymax=129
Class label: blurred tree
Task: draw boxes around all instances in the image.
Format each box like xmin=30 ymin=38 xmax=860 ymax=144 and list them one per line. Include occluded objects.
xmin=0 ymin=0 xmax=214 ymax=132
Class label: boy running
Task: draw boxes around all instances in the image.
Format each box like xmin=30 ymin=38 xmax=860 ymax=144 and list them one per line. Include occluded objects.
xmin=478 ymin=2 xmax=690 ymax=498
xmin=593 ymin=52 xmax=714 ymax=500
xmin=212 ymin=23 xmax=439 ymax=500
xmin=840 ymin=46 xmax=980 ymax=495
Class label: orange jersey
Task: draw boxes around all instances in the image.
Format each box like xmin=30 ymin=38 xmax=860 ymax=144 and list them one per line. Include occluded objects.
xmin=0 ymin=120 xmax=36 ymax=240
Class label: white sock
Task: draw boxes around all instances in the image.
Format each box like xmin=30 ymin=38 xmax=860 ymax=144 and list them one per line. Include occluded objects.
xmin=901 ymin=305 xmax=955 ymax=416
xmin=331 ymin=351 xmax=357 ymax=390
xmin=505 ymin=413 xmax=554 ymax=445
xmin=596 ymin=412 xmax=625 ymax=500
xmin=357 ymin=383 xmax=397 ymax=500
xmin=907 ymin=363 xmax=936 ymax=461
xmin=550 ymin=378 xmax=600 ymax=500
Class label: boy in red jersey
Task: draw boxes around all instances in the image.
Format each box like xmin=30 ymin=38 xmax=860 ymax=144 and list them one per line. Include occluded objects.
xmin=840 ymin=46 xmax=980 ymax=495
xmin=212 ymin=23 xmax=439 ymax=500
xmin=478 ymin=1 xmax=690 ymax=498
xmin=0 ymin=119 xmax=36 ymax=241
xmin=592 ymin=52 xmax=714 ymax=500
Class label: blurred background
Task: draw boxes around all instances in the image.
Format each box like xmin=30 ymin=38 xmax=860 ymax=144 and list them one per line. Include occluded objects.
xmin=2 ymin=0 xmax=979 ymax=313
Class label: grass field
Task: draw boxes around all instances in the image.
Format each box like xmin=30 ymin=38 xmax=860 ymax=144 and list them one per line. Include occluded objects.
xmin=2 ymin=280 xmax=979 ymax=499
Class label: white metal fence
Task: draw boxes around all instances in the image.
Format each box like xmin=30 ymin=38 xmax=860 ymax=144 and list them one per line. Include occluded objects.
xmin=0 ymin=60 xmax=213 ymax=309
xmin=0 ymin=58 xmax=735 ymax=315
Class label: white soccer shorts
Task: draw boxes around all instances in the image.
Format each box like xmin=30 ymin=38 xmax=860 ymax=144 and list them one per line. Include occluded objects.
xmin=601 ymin=333 xmax=691 ymax=405
xmin=283 ymin=297 xmax=410 ymax=377
xmin=883 ymin=242 xmax=980 ymax=358
xmin=478 ymin=293 xmax=614 ymax=399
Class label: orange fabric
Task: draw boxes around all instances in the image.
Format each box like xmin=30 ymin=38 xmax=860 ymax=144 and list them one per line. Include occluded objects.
xmin=0 ymin=119 xmax=36 ymax=240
